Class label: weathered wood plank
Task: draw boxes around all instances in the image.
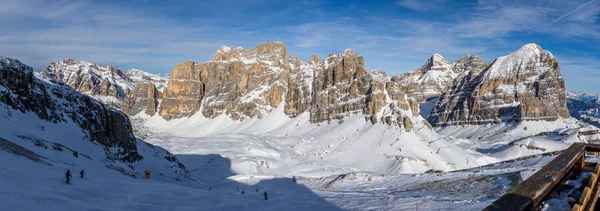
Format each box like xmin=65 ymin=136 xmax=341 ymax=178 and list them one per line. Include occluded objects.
xmin=587 ymin=174 xmax=597 ymax=189
xmin=578 ymin=187 xmax=591 ymax=208
xmin=572 ymin=203 xmax=582 ymax=211
xmin=585 ymin=144 xmax=600 ymax=153
xmin=584 ymin=174 xmax=600 ymax=211
xmin=483 ymin=143 xmax=587 ymax=211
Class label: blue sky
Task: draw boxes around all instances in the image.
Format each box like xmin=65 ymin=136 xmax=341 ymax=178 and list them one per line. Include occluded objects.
xmin=0 ymin=0 xmax=599 ymax=93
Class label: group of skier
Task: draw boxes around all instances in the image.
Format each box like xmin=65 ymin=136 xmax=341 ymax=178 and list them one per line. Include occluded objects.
xmin=65 ymin=169 xmax=84 ymax=184
xmin=64 ymin=170 xmax=294 ymax=201
xmin=234 ymin=186 xmax=269 ymax=200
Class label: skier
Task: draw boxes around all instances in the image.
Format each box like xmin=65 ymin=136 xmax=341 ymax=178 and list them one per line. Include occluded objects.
xmin=263 ymin=191 xmax=268 ymax=200
xmin=292 ymin=176 xmax=297 ymax=183
xmin=241 ymin=190 xmax=245 ymax=194
xmin=80 ymin=170 xmax=85 ymax=178
xmin=65 ymin=170 xmax=71 ymax=184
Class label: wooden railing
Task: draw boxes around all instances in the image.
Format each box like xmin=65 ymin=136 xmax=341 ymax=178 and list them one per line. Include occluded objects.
xmin=484 ymin=143 xmax=600 ymax=211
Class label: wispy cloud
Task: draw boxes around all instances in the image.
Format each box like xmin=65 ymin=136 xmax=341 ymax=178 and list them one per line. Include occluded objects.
xmin=396 ymin=0 xmax=444 ymax=12
xmin=544 ymin=0 xmax=597 ymax=27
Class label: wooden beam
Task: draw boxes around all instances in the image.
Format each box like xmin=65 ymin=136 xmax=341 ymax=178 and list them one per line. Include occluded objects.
xmin=483 ymin=143 xmax=587 ymax=211
xmin=577 ymin=187 xmax=592 ymax=209
xmin=585 ymin=144 xmax=600 ymax=152
xmin=583 ymin=165 xmax=600 ymax=211
xmin=585 ymin=177 xmax=600 ymax=211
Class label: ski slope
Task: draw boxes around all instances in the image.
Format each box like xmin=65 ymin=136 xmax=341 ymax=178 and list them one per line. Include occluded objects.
xmin=0 ymin=135 xmax=557 ymax=211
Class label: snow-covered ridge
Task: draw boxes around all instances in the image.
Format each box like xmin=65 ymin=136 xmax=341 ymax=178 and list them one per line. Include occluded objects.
xmin=212 ymin=41 xmax=288 ymax=67
xmin=486 ymin=43 xmax=556 ymax=80
xmin=41 ymin=59 xmax=170 ymax=108
xmin=125 ymin=69 xmax=169 ymax=92
xmin=41 ymin=58 xmax=133 ymax=107
xmin=0 ymin=56 xmax=33 ymax=73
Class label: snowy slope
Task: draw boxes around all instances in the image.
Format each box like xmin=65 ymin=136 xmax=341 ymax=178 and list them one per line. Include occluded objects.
xmin=0 ymin=132 xmax=559 ymax=211
xmin=127 ymin=100 xmax=589 ymax=180
xmin=0 ymin=56 xmax=192 ymax=185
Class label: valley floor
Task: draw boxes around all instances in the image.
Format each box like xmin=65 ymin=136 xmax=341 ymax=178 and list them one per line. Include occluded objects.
xmin=0 ymin=134 xmax=555 ymax=210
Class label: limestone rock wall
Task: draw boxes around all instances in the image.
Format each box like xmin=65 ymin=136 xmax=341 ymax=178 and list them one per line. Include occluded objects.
xmin=122 ymin=83 xmax=160 ymax=116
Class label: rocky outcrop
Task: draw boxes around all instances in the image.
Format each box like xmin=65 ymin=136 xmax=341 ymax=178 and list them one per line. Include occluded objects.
xmin=158 ymin=61 xmax=203 ymax=119
xmin=158 ymin=42 xmax=290 ymax=120
xmin=428 ymin=44 xmax=570 ymax=126
xmin=284 ymin=54 xmax=316 ymax=117
xmin=122 ymin=83 xmax=160 ymax=116
xmin=42 ymin=59 xmax=133 ymax=108
xmin=0 ymin=57 xmax=139 ymax=161
xmin=392 ymin=54 xmax=459 ymax=102
xmin=310 ymin=49 xmax=371 ymax=122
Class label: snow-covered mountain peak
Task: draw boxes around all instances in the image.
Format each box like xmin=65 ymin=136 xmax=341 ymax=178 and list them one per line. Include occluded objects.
xmin=456 ymin=53 xmax=482 ymax=62
xmin=518 ymin=43 xmax=543 ymax=52
xmin=429 ymin=43 xmax=569 ymax=126
xmin=0 ymin=56 xmax=32 ymax=72
xmin=218 ymin=46 xmax=232 ymax=52
xmin=341 ymin=48 xmax=356 ymax=55
xmin=431 ymin=53 xmax=445 ymax=60
xmin=418 ymin=53 xmax=453 ymax=73
xmin=486 ymin=43 xmax=557 ymax=80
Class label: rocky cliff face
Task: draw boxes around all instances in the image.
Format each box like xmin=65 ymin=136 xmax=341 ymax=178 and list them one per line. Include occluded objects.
xmin=122 ymin=83 xmax=160 ymax=116
xmin=158 ymin=42 xmax=291 ymax=120
xmin=126 ymin=42 xmax=569 ymax=130
xmin=0 ymin=57 xmax=140 ymax=161
xmin=42 ymin=59 xmax=169 ymax=109
xmin=310 ymin=49 xmax=370 ymax=122
xmin=428 ymin=44 xmax=570 ymax=126
xmin=158 ymin=61 xmax=203 ymax=119
xmin=284 ymin=54 xmax=316 ymax=117
xmin=41 ymin=59 xmax=133 ymax=108
xmin=126 ymin=42 xmax=419 ymax=131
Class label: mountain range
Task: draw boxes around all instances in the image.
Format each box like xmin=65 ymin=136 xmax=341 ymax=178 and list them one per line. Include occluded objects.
xmin=1 ymin=41 xmax=599 ymax=210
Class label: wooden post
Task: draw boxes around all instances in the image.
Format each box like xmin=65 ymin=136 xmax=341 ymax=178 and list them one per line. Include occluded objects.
xmin=575 ymin=154 xmax=585 ymax=174
xmin=583 ymin=164 xmax=600 ymax=210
